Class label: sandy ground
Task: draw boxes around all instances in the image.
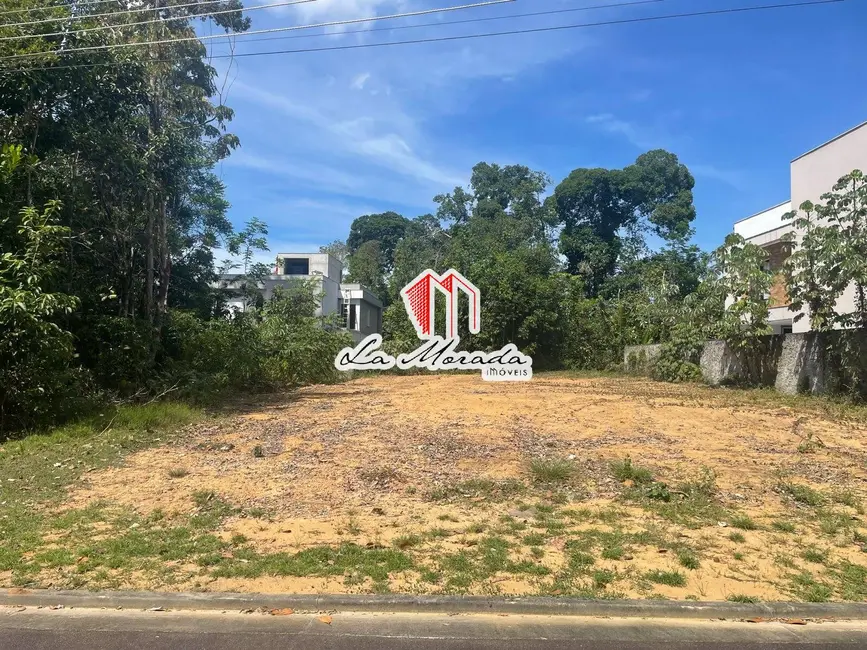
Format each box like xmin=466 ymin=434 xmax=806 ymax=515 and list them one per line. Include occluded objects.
xmin=62 ymin=374 xmax=867 ymax=599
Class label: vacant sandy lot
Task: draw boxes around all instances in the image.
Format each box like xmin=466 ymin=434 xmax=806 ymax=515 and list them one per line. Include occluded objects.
xmin=28 ymin=375 xmax=867 ymax=600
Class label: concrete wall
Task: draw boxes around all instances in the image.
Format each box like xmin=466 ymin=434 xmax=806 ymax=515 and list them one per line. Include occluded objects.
xmin=734 ymin=201 xmax=792 ymax=239
xmin=624 ymin=330 xmax=867 ymax=397
xmin=624 ymin=344 xmax=663 ymax=373
xmin=275 ymin=253 xmax=342 ymax=283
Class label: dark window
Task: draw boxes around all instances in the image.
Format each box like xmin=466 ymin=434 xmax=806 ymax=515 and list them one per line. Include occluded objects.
xmin=782 ymin=326 xmax=793 ymax=335
xmin=283 ymin=258 xmax=309 ymax=275
xmin=348 ymin=304 xmax=357 ymax=330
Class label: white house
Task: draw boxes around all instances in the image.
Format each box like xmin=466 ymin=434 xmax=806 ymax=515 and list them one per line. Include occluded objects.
xmin=732 ymin=121 xmax=867 ymax=333
xmin=214 ymin=252 xmax=382 ymax=342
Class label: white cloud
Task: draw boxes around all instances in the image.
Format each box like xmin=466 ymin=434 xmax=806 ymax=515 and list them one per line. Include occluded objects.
xmin=350 ymin=71 xmax=371 ymax=89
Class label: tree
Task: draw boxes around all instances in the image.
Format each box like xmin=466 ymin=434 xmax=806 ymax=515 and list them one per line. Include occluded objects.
xmin=319 ymin=239 xmax=349 ymax=277
xmin=552 ymin=150 xmax=696 ymax=296
xmin=222 ymin=218 xmax=270 ymax=313
xmin=782 ymin=200 xmax=845 ymax=331
xmin=822 ymin=170 xmax=867 ymax=329
xmin=713 ymin=233 xmax=773 ymax=350
xmin=347 ymin=240 xmax=388 ymax=301
xmin=0 ymin=145 xmax=82 ymax=431
xmin=346 ymin=212 xmax=410 ymax=270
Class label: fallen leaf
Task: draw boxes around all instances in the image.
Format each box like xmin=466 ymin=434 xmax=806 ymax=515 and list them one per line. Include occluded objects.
xmin=745 ymin=617 xmax=768 ymax=623
xmin=318 ymin=615 xmax=332 ymax=625
xmin=148 ymin=606 xmax=165 ymax=612
xmin=269 ymin=608 xmax=294 ymax=616
xmin=783 ymin=619 xmax=807 ymax=625
xmin=623 ymin=479 xmax=635 ymax=488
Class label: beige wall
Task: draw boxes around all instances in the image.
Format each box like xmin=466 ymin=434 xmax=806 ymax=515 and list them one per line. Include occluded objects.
xmin=788 ymin=122 xmax=867 ymax=333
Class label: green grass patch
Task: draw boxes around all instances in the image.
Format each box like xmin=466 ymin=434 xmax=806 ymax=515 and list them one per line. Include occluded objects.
xmin=730 ymin=514 xmax=758 ymax=530
xmin=677 ymin=549 xmax=700 ymax=570
xmin=427 ymin=479 xmax=526 ymax=503
xmin=393 ymin=534 xmax=422 ymax=550
xmin=801 ymin=547 xmax=829 ymax=564
xmin=644 ymin=569 xmax=686 ymax=587
xmin=728 ymin=532 xmax=746 ymax=543
xmin=212 ymin=543 xmax=413 ymax=583
xmin=611 ymin=457 xmax=653 ymax=485
xmin=778 ymin=482 xmax=824 ymax=507
xmin=772 ymin=520 xmax=796 ymax=533
xmin=529 ymin=457 xmax=576 ymax=484
xmin=726 ymin=594 xmax=759 ymax=603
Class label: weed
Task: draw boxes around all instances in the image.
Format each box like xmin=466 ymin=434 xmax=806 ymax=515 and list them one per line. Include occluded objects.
xmin=437 ymin=514 xmax=459 ymax=522
xmin=730 ymin=514 xmax=758 ymax=530
xmin=801 ymin=547 xmax=829 ymax=564
xmin=818 ymin=510 xmax=853 ymax=536
xmin=611 ymin=457 xmax=653 ymax=485
xmin=592 ymin=569 xmax=615 ymax=589
xmin=733 ymin=552 xmax=744 ymax=561
xmin=252 ymin=445 xmax=264 ymax=458
xmin=727 ymin=594 xmax=759 ymax=603
xmin=646 ymin=482 xmax=672 ymax=502
xmin=212 ymin=543 xmax=413 ymax=583
xmin=645 ymin=570 xmax=686 ymax=587
xmin=465 ymin=523 xmax=486 ymax=534
xmin=568 ymin=551 xmax=596 ymax=569
xmin=523 ymin=533 xmax=546 ymax=546
xmin=393 ymin=534 xmax=422 ymax=550
xmin=530 ymin=547 xmax=545 ymax=559
xmin=789 ymin=572 xmax=833 ymax=602
xmin=360 ymin=467 xmax=401 ymax=484
xmin=778 ymin=482 xmax=824 ymax=506
xmin=167 ymin=467 xmax=189 ymax=479
xmin=677 ymin=549 xmax=700 ymax=570
xmin=427 ymin=479 xmax=526 ymax=502
xmin=529 ymin=457 xmax=576 ymax=484
xmin=772 ymin=520 xmax=796 ymax=533
xmin=190 ymin=491 xmax=235 ymax=529
xmin=728 ymin=532 xmax=746 ymax=543
xmin=835 ymin=561 xmax=867 ymax=601
xmin=797 ymin=433 xmax=824 ymax=454
xmin=427 ymin=528 xmax=454 ymax=540
xmin=601 ymin=546 xmax=624 ymax=560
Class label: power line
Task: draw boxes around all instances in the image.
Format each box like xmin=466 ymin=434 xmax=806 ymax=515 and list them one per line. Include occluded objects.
xmin=0 ymin=0 xmax=847 ymax=73
xmin=212 ymin=0 xmax=668 ymax=49
xmin=0 ymin=0 xmax=516 ymax=54
xmin=0 ymin=0 xmax=319 ymax=41
xmin=1 ymin=0 xmax=271 ymax=28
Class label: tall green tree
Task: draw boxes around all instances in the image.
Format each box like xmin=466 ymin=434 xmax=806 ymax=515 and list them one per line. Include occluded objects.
xmin=552 ymin=150 xmax=696 ymax=296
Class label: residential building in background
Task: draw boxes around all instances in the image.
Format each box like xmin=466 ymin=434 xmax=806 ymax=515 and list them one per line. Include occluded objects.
xmin=214 ymin=252 xmax=382 ymax=341
xmin=733 ymin=121 xmax=867 ymax=333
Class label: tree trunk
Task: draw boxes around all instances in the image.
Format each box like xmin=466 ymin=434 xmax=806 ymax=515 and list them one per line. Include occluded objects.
xmin=145 ymin=193 xmax=155 ymax=322
xmin=156 ymin=195 xmax=171 ymax=315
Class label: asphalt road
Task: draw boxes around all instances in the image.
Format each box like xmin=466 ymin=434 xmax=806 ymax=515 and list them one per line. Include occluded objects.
xmin=2 ymin=608 xmax=867 ymax=650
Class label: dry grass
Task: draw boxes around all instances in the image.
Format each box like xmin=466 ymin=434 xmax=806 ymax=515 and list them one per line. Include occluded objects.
xmin=5 ymin=374 xmax=867 ymax=600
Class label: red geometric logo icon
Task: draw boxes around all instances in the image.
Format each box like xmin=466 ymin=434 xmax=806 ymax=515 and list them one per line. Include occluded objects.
xmin=400 ymin=269 xmax=480 ymax=340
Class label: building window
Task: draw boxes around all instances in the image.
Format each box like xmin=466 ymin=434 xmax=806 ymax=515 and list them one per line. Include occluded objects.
xmin=782 ymin=326 xmax=793 ymax=335
xmin=283 ymin=258 xmax=309 ymax=275
xmin=348 ymin=304 xmax=357 ymax=330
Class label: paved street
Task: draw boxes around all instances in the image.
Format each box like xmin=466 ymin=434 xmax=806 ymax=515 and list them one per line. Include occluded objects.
xmin=2 ymin=608 xmax=866 ymax=650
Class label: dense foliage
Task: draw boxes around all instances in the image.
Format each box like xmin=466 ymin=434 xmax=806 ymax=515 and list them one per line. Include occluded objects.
xmin=0 ymin=1 xmax=348 ymax=433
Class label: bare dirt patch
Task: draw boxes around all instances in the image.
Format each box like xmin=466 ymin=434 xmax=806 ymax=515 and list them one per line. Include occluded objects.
xmin=43 ymin=375 xmax=867 ymax=598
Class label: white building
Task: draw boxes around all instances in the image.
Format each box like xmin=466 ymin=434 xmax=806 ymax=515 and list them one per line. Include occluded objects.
xmin=214 ymin=252 xmax=382 ymax=342
xmin=732 ymin=121 xmax=867 ymax=333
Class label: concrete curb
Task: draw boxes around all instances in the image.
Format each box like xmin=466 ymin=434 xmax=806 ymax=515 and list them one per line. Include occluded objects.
xmin=3 ymin=590 xmax=867 ymax=620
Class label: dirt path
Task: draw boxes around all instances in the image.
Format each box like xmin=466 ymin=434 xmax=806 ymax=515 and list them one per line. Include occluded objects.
xmin=53 ymin=375 xmax=867 ymax=599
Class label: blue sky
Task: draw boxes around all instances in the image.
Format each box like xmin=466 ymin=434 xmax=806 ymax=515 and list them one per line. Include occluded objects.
xmin=207 ymin=0 xmax=866 ymax=259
